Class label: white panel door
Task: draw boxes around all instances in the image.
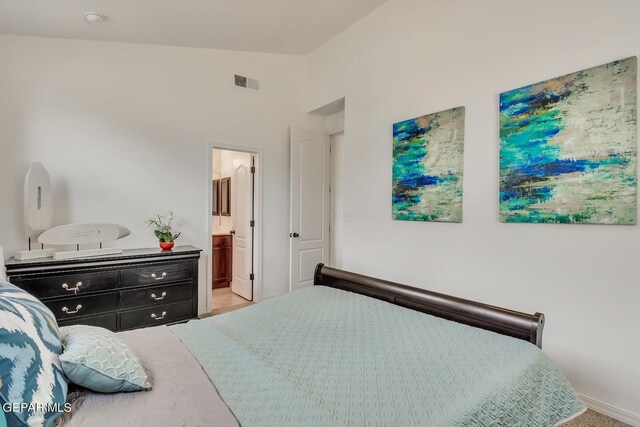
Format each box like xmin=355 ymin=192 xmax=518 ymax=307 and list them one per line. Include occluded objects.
xmin=290 ymin=127 xmax=330 ymax=291
xmin=231 ymin=161 xmax=253 ymax=300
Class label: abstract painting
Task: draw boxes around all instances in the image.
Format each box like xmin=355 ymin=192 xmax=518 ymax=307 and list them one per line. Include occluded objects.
xmin=500 ymin=57 xmax=637 ymax=224
xmin=392 ymin=107 xmax=465 ymax=222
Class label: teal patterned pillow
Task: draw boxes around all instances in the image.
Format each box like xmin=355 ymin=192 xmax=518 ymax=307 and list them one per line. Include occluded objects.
xmin=59 ymin=325 xmax=150 ymax=393
xmin=0 ymin=281 xmax=68 ymax=427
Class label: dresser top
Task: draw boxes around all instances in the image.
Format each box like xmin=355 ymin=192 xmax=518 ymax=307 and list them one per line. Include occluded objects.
xmin=5 ymin=245 xmax=202 ymax=270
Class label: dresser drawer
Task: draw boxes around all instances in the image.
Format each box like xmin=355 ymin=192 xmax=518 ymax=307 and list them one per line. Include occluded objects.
xmin=45 ymin=293 xmax=117 ymax=321
xmin=119 ymin=282 xmax=193 ymax=309
xmin=58 ymin=313 xmax=118 ymax=331
xmin=120 ymin=262 xmax=193 ymax=289
xmin=18 ymin=271 xmax=117 ymax=299
xmin=119 ymin=301 xmax=193 ymax=330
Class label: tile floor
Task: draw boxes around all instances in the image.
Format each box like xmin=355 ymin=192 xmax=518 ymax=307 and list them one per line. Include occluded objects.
xmin=212 ymin=286 xmax=253 ymax=315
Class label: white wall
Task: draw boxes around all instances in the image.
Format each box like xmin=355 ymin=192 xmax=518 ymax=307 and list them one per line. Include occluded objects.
xmin=213 ymin=148 xmax=222 ymax=180
xmin=325 ymin=110 xmax=345 ymax=135
xmin=305 ymin=0 xmax=640 ymax=420
xmin=0 ymin=35 xmax=306 ymax=310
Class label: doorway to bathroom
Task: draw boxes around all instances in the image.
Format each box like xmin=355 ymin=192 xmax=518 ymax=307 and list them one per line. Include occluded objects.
xmin=211 ymin=147 xmax=259 ymax=315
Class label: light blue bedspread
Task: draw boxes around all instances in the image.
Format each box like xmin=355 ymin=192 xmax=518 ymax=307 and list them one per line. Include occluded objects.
xmin=171 ymin=286 xmax=584 ymax=426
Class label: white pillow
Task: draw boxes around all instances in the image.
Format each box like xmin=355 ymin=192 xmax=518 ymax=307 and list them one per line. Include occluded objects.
xmin=0 ymin=246 xmax=6 ymax=282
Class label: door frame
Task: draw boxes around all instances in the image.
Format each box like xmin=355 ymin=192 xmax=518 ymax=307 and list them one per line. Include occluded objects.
xmin=207 ymin=142 xmax=263 ymax=313
xmin=328 ymin=130 xmax=344 ymax=269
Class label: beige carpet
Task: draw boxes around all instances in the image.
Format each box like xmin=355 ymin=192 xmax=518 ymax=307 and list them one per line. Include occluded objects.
xmin=565 ymin=409 xmax=631 ymax=427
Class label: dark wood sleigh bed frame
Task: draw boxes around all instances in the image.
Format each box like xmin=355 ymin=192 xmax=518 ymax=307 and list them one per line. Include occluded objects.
xmin=314 ymin=264 xmax=545 ymax=348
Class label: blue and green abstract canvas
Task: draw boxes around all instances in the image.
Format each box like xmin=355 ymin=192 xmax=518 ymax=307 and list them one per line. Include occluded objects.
xmin=393 ymin=107 xmax=465 ymax=222
xmin=500 ymin=57 xmax=637 ymax=224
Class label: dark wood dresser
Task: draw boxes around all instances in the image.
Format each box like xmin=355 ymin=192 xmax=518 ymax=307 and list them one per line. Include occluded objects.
xmin=5 ymin=246 xmax=201 ymax=332
xmin=212 ymin=234 xmax=232 ymax=288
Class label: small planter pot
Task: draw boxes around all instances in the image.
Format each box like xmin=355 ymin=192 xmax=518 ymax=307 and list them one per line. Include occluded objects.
xmin=159 ymin=241 xmax=175 ymax=251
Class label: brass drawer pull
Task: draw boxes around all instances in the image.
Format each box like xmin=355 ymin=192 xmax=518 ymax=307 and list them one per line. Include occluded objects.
xmin=151 ymin=311 xmax=167 ymax=321
xmin=62 ymin=304 xmax=83 ymax=315
xmin=151 ymin=272 xmax=167 ymax=280
xmin=150 ymin=292 xmax=167 ymax=301
xmin=62 ymin=282 xmax=83 ymax=294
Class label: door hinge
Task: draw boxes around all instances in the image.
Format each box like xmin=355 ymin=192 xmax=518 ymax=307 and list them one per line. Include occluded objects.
xmin=250 ymin=220 xmax=255 ymax=227
xmin=251 ymin=166 xmax=256 ymax=173
xmin=249 ymin=273 xmax=255 ymax=281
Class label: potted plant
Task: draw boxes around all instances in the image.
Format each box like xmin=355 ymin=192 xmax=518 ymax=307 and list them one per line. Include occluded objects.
xmin=146 ymin=212 xmax=181 ymax=250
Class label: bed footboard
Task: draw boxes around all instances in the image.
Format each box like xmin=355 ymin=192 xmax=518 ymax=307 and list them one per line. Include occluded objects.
xmin=314 ymin=264 xmax=545 ymax=348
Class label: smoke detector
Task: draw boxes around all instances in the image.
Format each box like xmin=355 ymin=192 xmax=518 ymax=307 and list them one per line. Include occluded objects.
xmin=84 ymin=12 xmax=104 ymax=24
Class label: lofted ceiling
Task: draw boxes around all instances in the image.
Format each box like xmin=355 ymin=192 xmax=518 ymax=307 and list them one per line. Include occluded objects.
xmin=0 ymin=0 xmax=387 ymax=55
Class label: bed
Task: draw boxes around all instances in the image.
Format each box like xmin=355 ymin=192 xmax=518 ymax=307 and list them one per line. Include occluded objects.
xmin=59 ymin=264 xmax=585 ymax=426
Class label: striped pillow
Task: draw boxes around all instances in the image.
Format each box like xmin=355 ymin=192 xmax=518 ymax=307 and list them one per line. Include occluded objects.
xmin=0 ymin=281 xmax=68 ymax=426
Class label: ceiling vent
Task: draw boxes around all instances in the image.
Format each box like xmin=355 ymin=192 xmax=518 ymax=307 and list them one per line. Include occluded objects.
xmin=234 ymin=74 xmax=260 ymax=91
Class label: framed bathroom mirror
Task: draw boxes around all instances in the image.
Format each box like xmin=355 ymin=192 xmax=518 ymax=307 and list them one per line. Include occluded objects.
xmin=220 ymin=177 xmax=231 ymax=216
xmin=213 ymin=179 xmax=220 ymax=215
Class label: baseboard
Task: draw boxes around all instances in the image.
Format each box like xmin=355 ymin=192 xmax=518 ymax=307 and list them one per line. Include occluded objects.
xmin=581 ymin=394 xmax=640 ymax=426
xmin=261 ymin=291 xmax=287 ymax=300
